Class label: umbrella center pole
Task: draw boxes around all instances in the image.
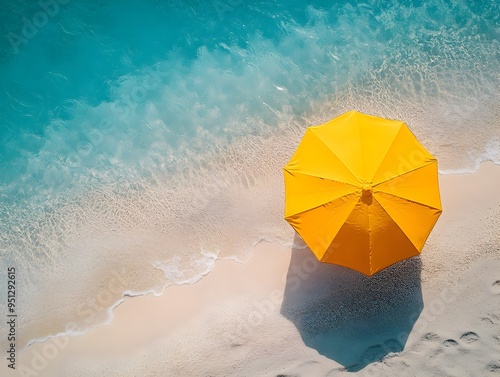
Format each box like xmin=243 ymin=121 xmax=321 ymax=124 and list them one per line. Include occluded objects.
xmin=362 ymin=184 xmax=373 ymax=197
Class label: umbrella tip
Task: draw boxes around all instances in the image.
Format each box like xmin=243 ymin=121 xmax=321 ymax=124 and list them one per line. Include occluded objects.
xmin=362 ymin=184 xmax=373 ymax=197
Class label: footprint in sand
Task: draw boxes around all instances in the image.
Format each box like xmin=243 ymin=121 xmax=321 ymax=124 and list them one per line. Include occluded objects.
xmin=443 ymin=339 xmax=458 ymax=347
xmin=423 ymin=332 xmax=440 ymax=341
xmin=491 ymin=280 xmax=500 ymax=295
xmin=486 ymin=363 xmax=500 ymax=374
xmin=460 ymin=331 xmax=479 ymax=344
xmin=481 ymin=317 xmax=494 ymax=325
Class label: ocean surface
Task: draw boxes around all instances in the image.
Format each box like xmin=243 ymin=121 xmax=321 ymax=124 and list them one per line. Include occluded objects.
xmin=0 ymin=0 xmax=499 ymax=347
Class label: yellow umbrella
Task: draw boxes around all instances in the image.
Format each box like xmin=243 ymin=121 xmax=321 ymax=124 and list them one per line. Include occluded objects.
xmin=284 ymin=110 xmax=442 ymax=276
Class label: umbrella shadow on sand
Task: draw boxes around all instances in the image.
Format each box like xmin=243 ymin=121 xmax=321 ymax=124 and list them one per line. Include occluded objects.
xmin=280 ymin=235 xmax=423 ymax=372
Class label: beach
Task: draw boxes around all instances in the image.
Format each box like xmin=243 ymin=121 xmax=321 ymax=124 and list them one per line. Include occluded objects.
xmin=1 ymin=1 xmax=500 ymax=376
xmin=12 ymin=161 xmax=500 ymax=376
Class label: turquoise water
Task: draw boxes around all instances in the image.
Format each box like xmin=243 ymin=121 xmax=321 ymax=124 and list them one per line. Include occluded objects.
xmin=0 ymin=0 xmax=499 ymax=346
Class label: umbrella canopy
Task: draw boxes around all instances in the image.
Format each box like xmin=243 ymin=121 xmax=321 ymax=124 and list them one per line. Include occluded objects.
xmin=284 ymin=110 xmax=442 ymax=276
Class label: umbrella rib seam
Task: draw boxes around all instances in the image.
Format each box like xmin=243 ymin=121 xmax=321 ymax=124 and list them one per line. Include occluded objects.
xmin=319 ymin=196 xmax=362 ymax=263
xmin=369 ymin=123 xmax=404 ymax=182
xmin=283 ymin=168 xmax=359 ymax=189
xmin=375 ymin=191 xmax=443 ymax=212
xmin=357 ymin=114 xmax=365 ymax=181
xmin=285 ymin=191 xmax=359 ymax=219
xmin=372 ymin=197 xmax=421 ymax=256
xmin=373 ymin=160 xmax=437 ymax=187
xmin=308 ymin=129 xmax=362 ymax=184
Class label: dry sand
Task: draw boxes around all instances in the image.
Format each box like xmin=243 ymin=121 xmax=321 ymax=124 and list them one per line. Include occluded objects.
xmin=12 ymin=162 xmax=500 ymax=377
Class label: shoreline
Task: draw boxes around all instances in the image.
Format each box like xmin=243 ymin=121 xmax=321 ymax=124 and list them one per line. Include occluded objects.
xmin=12 ymin=161 xmax=500 ymax=376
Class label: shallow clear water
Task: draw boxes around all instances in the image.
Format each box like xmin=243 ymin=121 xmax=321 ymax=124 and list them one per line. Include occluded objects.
xmin=0 ymin=0 xmax=499 ymax=346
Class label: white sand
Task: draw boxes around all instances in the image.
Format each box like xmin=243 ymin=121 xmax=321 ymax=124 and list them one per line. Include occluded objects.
xmin=12 ymin=162 xmax=500 ymax=377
